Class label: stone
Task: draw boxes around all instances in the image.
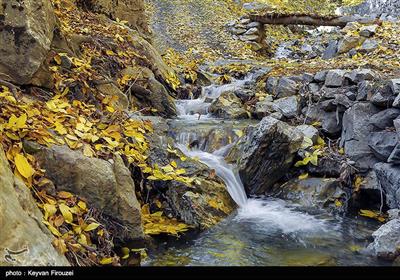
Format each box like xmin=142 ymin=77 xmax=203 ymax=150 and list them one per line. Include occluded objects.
xmin=368 ymin=131 xmax=398 ymax=161
xmin=294 ymin=125 xmax=319 ymax=143
xmin=36 ymin=145 xmax=144 ymax=241
xmin=244 ymin=27 xmax=259 ymax=36
xmin=357 ymin=81 xmax=374 ymax=101
xmin=247 ymin=41 xmax=263 ymax=51
xmin=359 ymin=39 xmax=379 ymax=53
xmin=359 ymin=25 xmax=378 ymax=37
xmin=247 ymin=21 xmax=261 ymax=28
xmin=388 ymin=209 xmax=400 ymax=220
xmin=0 ymin=147 xmax=69 ymax=266
xmin=370 ymin=108 xmax=400 ymax=129
xmin=337 ymin=35 xmax=365 ymax=54
xmin=391 ymin=79 xmax=400 ymax=108
xmin=367 ymin=218 xmax=400 ymax=260
xmin=308 ymin=83 xmax=320 ymax=95
xmin=275 ymin=77 xmax=298 ymax=98
xmin=226 ymin=117 xmax=303 ymax=195
xmin=209 ymin=91 xmax=248 ymax=119
xmin=304 ymin=104 xmax=343 ymax=136
xmin=388 ymin=144 xmax=400 ymax=164
xmin=325 ymin=70 xmax=346 ymax=87
xmin=370 ymin=85 xmax=396 ymax=108
xmin=345 ymin=91 xmax=357 ymax=101
xmin=374 ymin=163 xmax=400 ymax=209
xmin=302 ymin=73 xmax=315 ymax=83
xmin=322 ymin=40 xmax=338 ymax=60
xmin=239 ymin=34 xmax=259 ymax=42
xmin=272 ymin=96 xmax=299 ymax=119
xmin=340 ymin=102 xmax=381 ymax=171
xmin=96 ymin=82 xmax=129 ymax=110
xmin=0 ymin=0 xmax=55 ymax=85
xmin=266 ymin=77 xmax=279 ymax=94
xmin=314 ymin=71 xmax=328 ymax=83
xmin=345 ymin=69 xmax=378 ymax=84
xmin=306 ymin=156 xmax=342 ymax=177
xmin=395 ymin=118 xmax=400 ymax=138
xmin=255 ymin=100 xmax=275 ymax=119
xmin=232 ymin=28 xmax=247 ymax=35
xmin=271 ymin=178 xmax=347 ymax=214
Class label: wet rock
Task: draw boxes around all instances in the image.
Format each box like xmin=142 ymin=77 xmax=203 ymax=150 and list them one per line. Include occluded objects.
xmin=272 ymin=96 xmax=300 ymax=119
xmin=357 ymin=81 xmax=374 ymax=101
xmin=337 ymin=35 xmax=365 ymax=54
xmin=370 ymin=108 xmax=400 ymax=129
xmin=0 ymin=0 xmax=55 ymax=85
xmin=367 ymin=218 xmax=400 ymax=260
xmin=359 ymin=39 xmax=379 ymax=53
xmin=359 ymin=25 xmax=378 ymax=37
xmin=275 ymin=77 xmax=298 ymax=98
xmin=209 ymin=91 xmax=248 ymax=119
xmin=226 ymin=117 xmax=303 ymax=195
xmin=306 ymin=156 xmax=342 ymax=177
xmin=340 ymin=102 xmax=381 ymax=171
xmin=368 ymin=131 xmax=398 ymax=161
xmin=0 ymin=147 xmax=69 ymax=266
xmin=294 ymin=125 xmax=319 ymax=143
xmin=325 ymin=70 xmax=346 ymax=87
xmin=322 ymin=40 xmax=338 ymax=60
xmin=271 ymin=178 xmax=347 ymax=213
xmin=314 ymin=71 xmax=328 ymax=83
xmin=36 ymin=145 xmax=144 ymax=241
xmin=374 ymin=163 xmax=400 ymax=209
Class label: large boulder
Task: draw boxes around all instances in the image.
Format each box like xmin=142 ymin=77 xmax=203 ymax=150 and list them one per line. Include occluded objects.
xmin=275 ymin=77 xmax=298 ymax=98
xmin=0 ymin=147 xmax=69 ymax=266
xmin=374 ymin=163 xmax=400 ymax=209
xmin=0 ymin=0 xmax=55 ymax=84
xmin=36 ymin=145 xmax=144 ymax=241
xmin=77 ymin=0 xmax=150 ymax=37
xmin=337 ymin=35 xmax=365 ymax=54
xmin=340 ymin=102 xmax=381 ymax=172
xmin=209 ymin=91 xmax=248 ymax=119
xmin=367 ymin=218 xmax=400 ymax=260
xmin=226 ymin=117 xmax=303 ymax=195
xmin=271 ymin=178 xmax=347 ymax=214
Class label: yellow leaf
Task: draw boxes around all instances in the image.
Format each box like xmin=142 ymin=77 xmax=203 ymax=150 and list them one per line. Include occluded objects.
xmin=84 ymin=223 xmax=100 ymax=232
xmin=298 ymin=173 xmax=309 ymax=180
xmin=77 ymin=201 xmax=87 ymax=210
xmin=43 ymin=204 xmax=57 ymax=220
xmin=99 ymin=257 xmax=113 ymax=265
xmin=59 ymin=204 xmax=73 ymax=223
xmin=170 ymin=161 xmax=178 ymax=168
xmin=14 ymin=153 xmax=35 ymax=179
xmin=58 ymin=191 xmax=73 ymax=199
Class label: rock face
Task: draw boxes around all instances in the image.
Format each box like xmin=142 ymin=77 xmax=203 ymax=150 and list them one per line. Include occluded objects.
xmin=78 ymin=0 xmax=150 ymax=37
xmin=367 ymin=218 xmax=400 ymax=260
xmin=36 ymin=145 xmax=144 ymax=241
xmin=209 ymin=91 xmax=248 ymax=119
xmin=271 ymin=178 xmax=347 ymax=213
xmin=0 ymin=0 xmax=55 ymax=84
xmin=226 ymin=117 xmax=303 ymax=195
xmin=374 ymin=163 xmax=400 ymax=209
xmin=0 ymin=147 xmax=69 ymax=266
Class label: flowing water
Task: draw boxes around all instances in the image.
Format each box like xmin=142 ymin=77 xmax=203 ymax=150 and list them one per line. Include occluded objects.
xmin=147 ymin=69 xmax=387 ymax=266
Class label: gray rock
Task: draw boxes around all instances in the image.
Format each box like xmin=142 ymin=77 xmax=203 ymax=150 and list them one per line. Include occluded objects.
xmin=345 ymin=69 xmax=378 ymax=84
xmin=359 ymin=24 xmax=378 ymax=37
xmin=357 ymin=80 xmax=374 ymax=101
xmin=370 ymin=108 xmax=400 ymax=129
xmin=226 ymin=117 xmax=303 ymax=195
xmin=266 ymin=77 xmax=279 ymax=95
xmin=276 ymin=77 xmax=298 ymax=98
xmin=255 ymin=99 xmax=275 ymax=119
xmin=304 ymin=104 xmax=343 ymax=136
xmin=308 ymin=83 xmax=320 ymax=95
xmin=394 ymin=118 xmax=400 ymax=138
xmin=345 ymin=91 xmax=357 ymax=101
xmin=322 ymin=40 xmax=338 ymax=60
xmin=272 ymin=96 xmax=299 ymax=119
xmin=388 ymin=144 xmax=400 ymax=164
xmin=359 ymin=39 xmax=379 ymax=53
xmin=337 ymin=35 xmax=365 ymax=54
xmin=239 ymin=34 xmax=259 ymax=42
xmin=391 ymin=79 xmax=400 ymax=108
xmin=370 ymin=86 xmax=396 ymax=107
xmin=388 ymin=209 xmax=400 ymax=220
xmin=209 ymin=91 xmax=248 ymax=119
xmin=247 ymin=21 xmax=261 ymax=28
xmin=271 ymin=178 xmax=347 ymax=214
xmin=368 ymin=131 xmax=398 ymax=161
xmin=367 ymin=218 xmax=400 ymax=260
xmin=314 ymin=70 xmax=328 ymax=83
xmin=374 ymin=162 xmax=400 ymax=209
xmin=341 ymin=102 xmax=381 ymax=171
xmin=244 ymin=27 xmax=259 ymax=36
xmin=302 ymin=73 xmax=315 ymax=83
xmin=232 ymin=28 xmax=247 ymax=35
xmin=306 ymin=156 xmax=342 ymax=177
xmin=325 ymin=70 xmax=346 ymax=87
xmin=294 ymin=125 xmax=319 ymax=143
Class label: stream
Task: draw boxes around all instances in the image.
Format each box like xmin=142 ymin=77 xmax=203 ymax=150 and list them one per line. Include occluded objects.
xmin=146 ymin=68 xmax=388 ymax=266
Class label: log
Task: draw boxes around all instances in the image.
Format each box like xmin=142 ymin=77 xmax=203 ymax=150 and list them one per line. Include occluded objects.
xmin=249 ymin=13 xmax=377 ymax=27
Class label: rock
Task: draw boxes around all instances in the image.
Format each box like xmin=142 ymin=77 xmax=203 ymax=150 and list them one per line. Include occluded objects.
xmin=247 ymin=22 xmax=261 ymax=28
xmin=359 ymin=25 xmax=378 ymax=37
xmin=357 ymin=81 xmax=374 ymax=101
xmin=388 ymin=144 xmax=400 ymax=164
xmin=359 ymin=39 xmax=379 ymax=53
xmin=275 ymin=77 xmax=298 ymax=98
xmin=209 ymin=91 xmax=248 ymax=119
xmin=232 ymin=28 xmax=247 ymax=35
xmin=226 ymin=117 xmax=303 ymax=195
xmin=294 ymin=125 xmax=319 ymax=143
xmin=388 ymin=209 xmax=400 ymax=220
xmin=370 ymin=85 xmax=396 ymax=108
xmin=395 ymin=118 xmax=400 ymax=138
xmin=96 ymin=82 xmax=129 ymax=110
xmin=271 ymin=178 xmax=347 ymax=213
xmin=308 ymin=83 xmax=320 ymax=95
xmin=322 ymin=40 xmax=338 ymax=60
xmin=304 ymin=104 xmax=343 ymax=136
xmin=302 ymin=73 xmax=314 ymax=83
xmin=239 ymin=34 xmax=259 ymax=42
xmin=0 ymin=0 xmax=55 ymax=85
xmin=374 ymin=163 xmax=400 ymax=209
xmin=345 ymin=90 xmax=357 ymax=101
xmin=36 ymin=145 xmax=144 ymax=241
xmin=272 ymin=96 xmax=300 ymax=119
xmin=0 ymin=147 xmax=69 ymax=266
xmin=337 ymin=35 xmax=365 ymax=54
xmin=306 ymin=156 xmax=342 ymax=177
xmin=345 ymin=69 xmax=378 ymax=84
xmin=367 ymin=218 xmax=400 ymax=260
xmin=368 ymin=131 xmax=398 ymax=161
xmin=325 ymin=70 xmax=346 ymax=87
xmin=340 ymin=102 xmax=381 ymax=171
xmin=391 ymin=79 xmax=400 ymax=108
xmin=78 ymin=0 xmax=150 ymax=37
xmin=370 ymin=108 xmax=400 ymax=129
xmin=243 ymin=2 xmax=270 ymax=11
xmin=266 ymin=77 xmax=279 ymax=94
xmin=341 ymin=22 xmax=360 ymax=34
xmin=255 ymin=100 xmax=275 ymax=119
xmin=244 ymin=27 xmax=259 ymax=36
xmin=314 ymin=71 xmax=328 ymax=83
xmin=247 ymin=41 xmax=263 ymax=51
